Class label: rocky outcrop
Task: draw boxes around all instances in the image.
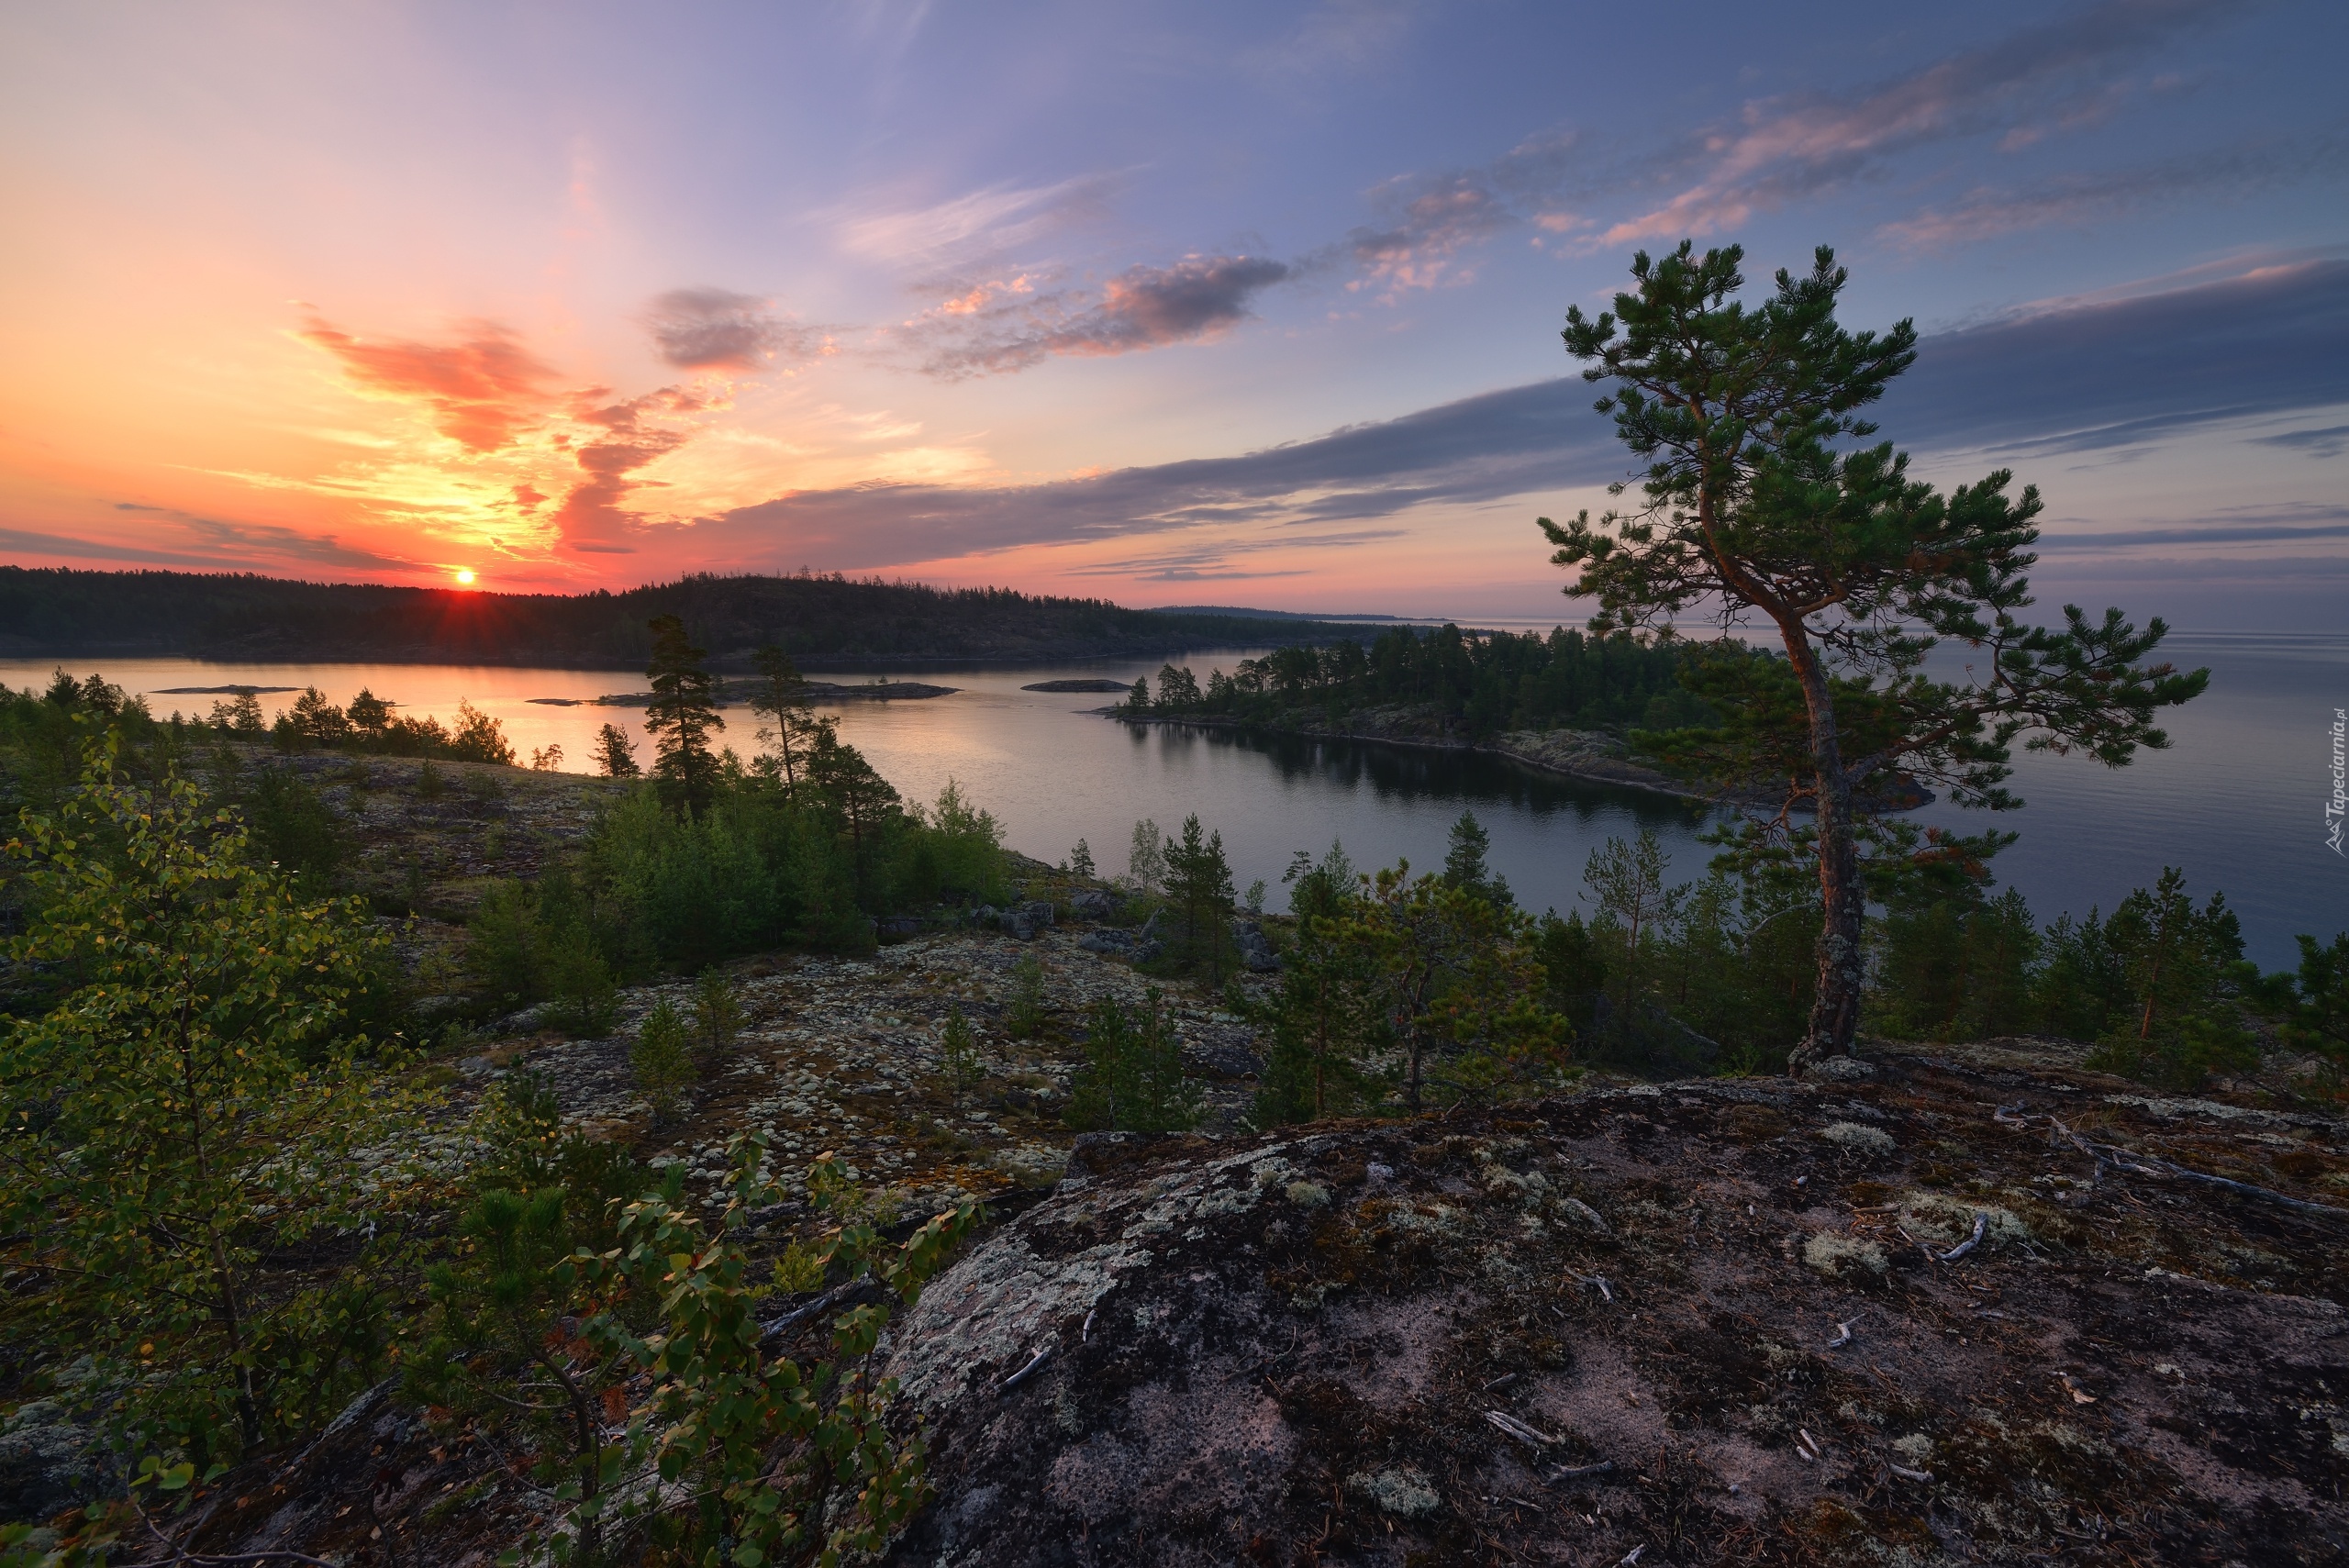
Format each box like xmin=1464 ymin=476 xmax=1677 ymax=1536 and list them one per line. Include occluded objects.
xmin=1232 ymin=918 xmax=1282 ymax=973
xmin=884 ymin=1056 xmax=2349 ymax=1566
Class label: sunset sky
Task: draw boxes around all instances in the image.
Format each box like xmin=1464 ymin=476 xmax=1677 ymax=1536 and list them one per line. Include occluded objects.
xmin=2 ymin=0 xmax=2344 ymax=624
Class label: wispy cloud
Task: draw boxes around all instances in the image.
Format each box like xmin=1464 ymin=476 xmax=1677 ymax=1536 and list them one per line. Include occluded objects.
xmin=829 ymin=174 xmax=1119 ymax=266
xmin=909 ymin=255 xmax=1293 ymax=377
xmin=2247 ymin=424 xmax=2349 ymax=459
xmin=132 ymin=506 xmax=418 ymax=571
xmin=1066 ymin=528 xmax=1406 ymax=581
xmin=1341 ymin=175 xmax=1514 ymax=299
xmin=2036 ymin=512 xmax=2349 ymax=550
xmin=1598 ymin=0 xmax=2241 ymax=245
xmin=0 ymin=526 xmax=241 ymax=571
xmin=1880 ymin=129 xmax=2349 ymax=252
xmin=1241 ymin=0 xmax=1418 ymax=78
xmin=644 ymin=288 xmax=841 ymax=372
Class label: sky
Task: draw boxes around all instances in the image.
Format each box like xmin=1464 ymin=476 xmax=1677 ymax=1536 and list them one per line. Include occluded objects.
xmin=1 ymin=0 xmax=2345 ymax=625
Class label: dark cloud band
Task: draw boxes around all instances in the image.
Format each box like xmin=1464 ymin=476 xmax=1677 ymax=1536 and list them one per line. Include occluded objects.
xmin=700 ymin=256 xmax=2349 ymax=571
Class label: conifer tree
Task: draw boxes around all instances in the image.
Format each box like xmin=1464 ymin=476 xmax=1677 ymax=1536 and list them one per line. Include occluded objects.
xmin=1442 ymin=810 xmax=1512 ymax=908
xmin=592 ymin=721 xmax=640 ymax=778
xmin=1545 ymin=242 xmax=2207 ymax=1067
xmin=1163 ymin=813 xmax=1236 ymax=982
xmin=642 ymin=613 xmax=724 ymax=810
xmin=804 ymin=727 xmax=901 ymax=905
xmin=748 ymin=642 xmax=829 ymax=795
xmin=1246 ymin=846 xmax=1378 ymax=1125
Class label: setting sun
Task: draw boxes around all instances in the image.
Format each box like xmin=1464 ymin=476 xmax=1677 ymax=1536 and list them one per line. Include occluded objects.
xmin=453 ymin=568 xmax=475 ymax=586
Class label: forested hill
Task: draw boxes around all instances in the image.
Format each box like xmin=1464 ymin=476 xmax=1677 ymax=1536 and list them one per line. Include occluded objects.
xmin=0 ymin=568 xmax=1366 ymax=668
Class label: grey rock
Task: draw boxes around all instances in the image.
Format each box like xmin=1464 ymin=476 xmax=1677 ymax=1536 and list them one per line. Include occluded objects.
xmin=1024 ymin=901 xmax=1055 ymax=929
xmin=1797 ymin=1052 xmax=1876 ymax=1084
xmin=1068 ymin=889 xmax=1115 ymax=921
xmin=0 ymin=1399 xmax=105 ymax=1522
xmin=1231 ymin=919 xmax=1282 ymax=973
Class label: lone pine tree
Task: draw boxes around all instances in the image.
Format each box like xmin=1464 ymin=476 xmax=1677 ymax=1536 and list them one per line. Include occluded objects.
xmin=1544 ymin=242 xmax=2205 ymax=1067
xmin=642 ymin=613 xmax=724 ymax=810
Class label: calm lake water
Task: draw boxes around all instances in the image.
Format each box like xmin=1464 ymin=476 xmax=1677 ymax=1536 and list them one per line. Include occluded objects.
xmin=4 ymin=630 xmax=2342 ymax=968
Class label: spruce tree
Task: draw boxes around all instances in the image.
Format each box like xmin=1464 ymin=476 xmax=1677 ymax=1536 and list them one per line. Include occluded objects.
xmin=642 ymin=614 xmax=724 ymax=811
xmin=592 ymin=721 xmax=640 ymax=778
xmin=1442 ymin=810 xmax=1512 ymax=908
xmin=1546 ymin=242 xmax=2206 ymax=1068
xmin=1163 ymin=813 xmax=1236 ymax=983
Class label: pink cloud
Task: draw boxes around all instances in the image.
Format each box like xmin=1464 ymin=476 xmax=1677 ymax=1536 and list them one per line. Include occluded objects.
xmin=296 ymin=317 xmax=561 ymax=451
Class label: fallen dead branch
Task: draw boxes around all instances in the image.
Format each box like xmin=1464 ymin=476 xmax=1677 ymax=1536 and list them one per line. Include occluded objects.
xmin=998 ymin=1345 xmax=1054 ymax=1394
xmin=1938 ymin=1212 xmax=1988 ymax=1262
xmin=1546 ymin=1461 xmax=1615 ymax=1482
xmin=1484 ymin=1409 xmax=1560 ymax=1448
xmin=2040 ymin=1115 xmax=2349 ymax=1222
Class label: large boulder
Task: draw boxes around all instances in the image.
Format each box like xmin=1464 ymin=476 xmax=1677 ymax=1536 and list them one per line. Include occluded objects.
xmin=883 ymin=1073 xmax=2349 ymax=1565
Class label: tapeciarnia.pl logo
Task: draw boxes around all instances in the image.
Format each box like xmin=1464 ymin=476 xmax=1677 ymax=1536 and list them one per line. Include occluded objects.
xmin=2329 ymin=706 xmax=2346 ymax=856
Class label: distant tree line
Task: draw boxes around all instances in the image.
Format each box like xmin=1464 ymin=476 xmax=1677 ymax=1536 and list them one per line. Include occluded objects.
xmin=1125 ymin=622 xmax=1721 ymax=740
xmin=0 ymin=566 xmax=1364 ymax=667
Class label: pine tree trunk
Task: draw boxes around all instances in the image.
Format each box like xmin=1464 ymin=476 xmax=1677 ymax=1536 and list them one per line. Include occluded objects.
xmin=1782 ymin=631 xmax=1865 ymax=1068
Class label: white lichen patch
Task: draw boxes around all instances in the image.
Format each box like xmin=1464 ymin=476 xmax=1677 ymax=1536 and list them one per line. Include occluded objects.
xmin=1898 ymin=1190 xmax=2031 ymax=1248
xmin=1349 ymin=1464 xmax=1440 ymax=1518
xmin=1803 ymin=1231 xmax=1888 ymax=1278
xmin=1820 ymin=1120 xmax=1897 ymax=1155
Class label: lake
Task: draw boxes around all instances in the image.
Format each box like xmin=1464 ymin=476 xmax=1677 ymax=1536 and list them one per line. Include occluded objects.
xmin=4 ymin=630 xmax=2342 ymax=968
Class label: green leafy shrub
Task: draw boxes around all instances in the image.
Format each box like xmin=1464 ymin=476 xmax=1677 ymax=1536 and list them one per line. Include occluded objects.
xmin=406 ymin=1187 xmax=628 ymax=1564
xmin=1 ymin=746 xmax=427 ymax=1465
xmin=570 ymin=1138 xmax=980 ymax=1566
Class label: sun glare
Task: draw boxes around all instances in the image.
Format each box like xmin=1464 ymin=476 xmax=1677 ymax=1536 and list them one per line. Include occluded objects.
xmin=454 ymin=568 xmax=476 ymax=586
